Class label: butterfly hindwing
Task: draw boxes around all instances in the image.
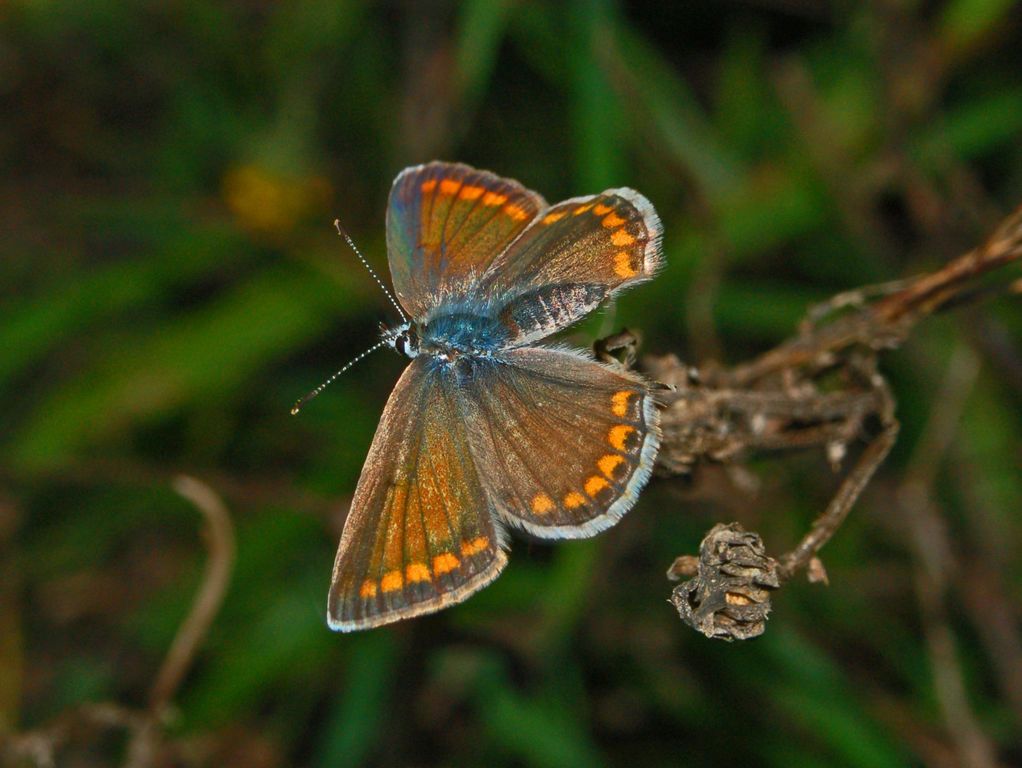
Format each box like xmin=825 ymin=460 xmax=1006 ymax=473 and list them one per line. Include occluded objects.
xmin=457 ymin=347 xmax=660 ymax=538
xmin=386 ymin=162 xmax=547 ymax=319
xmin=328 ymin=357 xmax=506 ymax=632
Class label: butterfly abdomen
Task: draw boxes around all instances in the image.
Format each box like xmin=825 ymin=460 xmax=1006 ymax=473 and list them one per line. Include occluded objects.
xmin=498 ymin=283 xmax=608 ymax=345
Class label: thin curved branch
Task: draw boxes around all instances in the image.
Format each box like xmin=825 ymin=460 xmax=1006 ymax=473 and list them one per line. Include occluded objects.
xmin=149 ymin=476 xmax=236 ymax=714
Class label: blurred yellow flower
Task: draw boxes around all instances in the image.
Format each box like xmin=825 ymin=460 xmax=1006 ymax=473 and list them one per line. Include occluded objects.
xmin=222 ymin=164 xmax=332 ymax=236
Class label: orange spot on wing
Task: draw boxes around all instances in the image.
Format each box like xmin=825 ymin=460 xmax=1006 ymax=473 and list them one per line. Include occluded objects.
xmin=405 ymin=562 xmax=431 ymax=584
xmin=433 ymin=552 xmax=460 ymax=575
xmin=504 ymin=204 xmax=529 ymax=221
xmin=482 ymin=191 xmax=508 ymax=206
xmin=381 ymin=570 xmax=403 ymax=593
xmin=461 ymin=536 xmax=489 ymax=556
xmin=598 ymin=454 xmax=626 ymax=479
xmin=611 ymin=229 xmax=635 ymax=246
xmin=614 ymin=251 xmax=638 ymax=278
xmin=608 ymin=425 xmax=636 ymax=451
xmin=439 ymin=179 xmax=461 ymax=196
xmin=611 ymin=390 xmax=634 ymax=417
xmin=359 ymin=579 xmax=377 ymax=598
xmin=564 ymin=491 xmax=586 ymax=509
xmin=459 ymin=185 xmax=484 ymax=200
xmin=531 ymin=493 xmax=555 ymax=515
xmin=421 ymin=179 xmax=437 ymax=192
xmin=593 ymin=203 xmax=613 ymax=215
xmin=574 ymin=203 xmax=594 ymax=215
xmin=585 ymin=476 xmax=611 ymax=498
xmin=543 ymin=211 xmax=567 ymax=224
xmin=602 ymin=212 xmax=626 ymax=228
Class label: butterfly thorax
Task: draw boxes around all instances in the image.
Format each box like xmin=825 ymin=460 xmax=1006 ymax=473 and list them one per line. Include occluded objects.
xmin=386 ymin=310 xmax=509 ymax=362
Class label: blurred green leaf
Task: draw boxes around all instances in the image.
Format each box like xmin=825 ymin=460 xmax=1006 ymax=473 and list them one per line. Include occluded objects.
xmin=915 ymin=88 xmax=1022 ymax=165
xmin=181 ymin=589 xmax=334 ymax=727
xmin=939 ymin=0 xmax=1016 ymax=54
xmin=613 ymin=22 xmax=743 ymax=203
xmin=456 ymin=0 xmax=514 ymax=108
xmin=715 ymin=27 xmax=781 ymax=160
xmin=534 ymin=539 xmax=602 ymax=655
xmin=314 ymin=633 xmax=399 ymax=768
xmin=763 ymin=630 xmax=908 ymax=768
xmin=8 ymin=265 xmax=370 ymax=470
xmin=475 ymin=656 xmax=604 ymax=768
xmin=0 ymin=215 xmax=247 ymax=388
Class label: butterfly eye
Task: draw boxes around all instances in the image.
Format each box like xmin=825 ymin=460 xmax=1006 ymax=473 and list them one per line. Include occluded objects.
xmin=395 ymin=328 xmax=420 ymax=358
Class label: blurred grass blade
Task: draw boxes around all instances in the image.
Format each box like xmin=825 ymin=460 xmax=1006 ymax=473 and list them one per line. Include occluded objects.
xmin=914 ymin=87 xmax=1022 ymax=166
xmin=475 ymin=656 xmax=605 ymax=768
xmin=7 ymin=265 xmax=369 ymax=470
xmin=569 ymin=0 xmax=622 ymax=190
xmin=455 ymin=0 xmax=514 ymax=109
xmin=314 ymin=634 xmax=398 ymax=768
xmin=764 ymin=629 xmax=908 ymax=767
xmin=0 ymin=216 xmax=247 ymax=388
xmin=939 ymin=0 xmax=1016 ymax=56
xmin=610 ymin=22 xmax=743 ymax=202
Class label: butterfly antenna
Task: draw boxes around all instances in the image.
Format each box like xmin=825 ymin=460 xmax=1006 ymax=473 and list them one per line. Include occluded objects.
xmin=290 ymin=339 xmax=389 ymax=415
xmin=334 ymin=219 xmax=407 ymax=323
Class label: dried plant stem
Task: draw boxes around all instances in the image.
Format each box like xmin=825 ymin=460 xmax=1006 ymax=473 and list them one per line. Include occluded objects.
xmin=127 ymin=476 xmax=236 ymax=768
xmin=777 ymin=412 xmax=898 ymax=582
xmin=725 ymin=206 xmax=1022 ymax=388
xmin=149 ymin=476 xmax=236 ymax=714
xmin=659 ymin=203 xmax=1021 ymax=642
xmin=122 ymin=476 xmax=235 ymax=768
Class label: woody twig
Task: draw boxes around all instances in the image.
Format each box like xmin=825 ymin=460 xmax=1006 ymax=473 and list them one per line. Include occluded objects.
xmin=627 ymin=204 xmax=1022 ymax=641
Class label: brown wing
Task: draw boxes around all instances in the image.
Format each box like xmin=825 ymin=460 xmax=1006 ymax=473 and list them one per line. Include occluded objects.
xmin=328 ymin=357 xmax=506 ymax=632
xmin=477 ymin=188 xmax=663 ymax=345
xmin=459 ymin=347 xmax=660 ymax=538
xmin=386 ymin=161 xmax=547 ymax=320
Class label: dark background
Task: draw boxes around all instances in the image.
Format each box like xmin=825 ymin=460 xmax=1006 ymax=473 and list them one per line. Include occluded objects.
xmin=3 ymin=1 xmax=1022 ymax=766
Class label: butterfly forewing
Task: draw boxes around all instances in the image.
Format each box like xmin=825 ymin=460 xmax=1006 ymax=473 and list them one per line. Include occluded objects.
xmin=458 ymin=347 xmax=660 ymax=538
xmin=386 ymin=162 xmax=547 ymax=319
xmin=328 ymin=357 xmax=506 ymax=632
xmin=479 ymin=189 xmax=663 ymax=345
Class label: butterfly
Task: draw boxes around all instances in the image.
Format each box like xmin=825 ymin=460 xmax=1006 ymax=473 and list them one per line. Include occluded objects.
xmin=324 ymin=161 xmax=663 ymax=631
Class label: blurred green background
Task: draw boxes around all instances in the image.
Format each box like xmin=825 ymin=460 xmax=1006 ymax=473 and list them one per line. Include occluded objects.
xmin=2 ymin=1 xmax=1022 ymax=766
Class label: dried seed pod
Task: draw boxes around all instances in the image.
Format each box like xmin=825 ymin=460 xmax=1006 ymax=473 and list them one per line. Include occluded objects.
xmin=671 ymin=523 xmax=779 ymax=641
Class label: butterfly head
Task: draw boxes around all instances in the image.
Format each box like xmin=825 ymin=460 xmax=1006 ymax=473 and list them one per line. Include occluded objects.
xmin=383 ymin=323 xmax=420 ymax=359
